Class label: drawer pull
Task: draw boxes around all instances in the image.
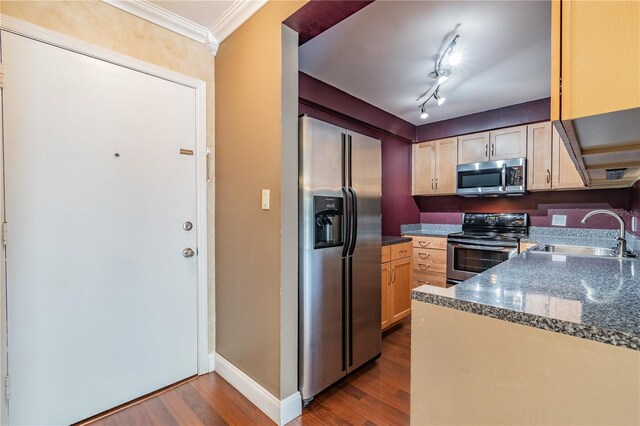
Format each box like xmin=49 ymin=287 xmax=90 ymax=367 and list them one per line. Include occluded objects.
xmin=418 ymin=280 xmax=430 ymax=285
xmin=418 ymin=263 xmax=430 ymax=270
xmin=418 ymin=241 xmax=431 ymax=247
xmin=398 ymin=249 xmax=407 ymax=253
xmin=418 ymin=253 xmax=430 ymax=259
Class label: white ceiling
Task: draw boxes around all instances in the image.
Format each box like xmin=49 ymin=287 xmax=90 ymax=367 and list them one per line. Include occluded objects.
xmin=150 ymin=0 xmax=236 ymax=32
xmin=299 ymin=1 xmax=551 ymax=125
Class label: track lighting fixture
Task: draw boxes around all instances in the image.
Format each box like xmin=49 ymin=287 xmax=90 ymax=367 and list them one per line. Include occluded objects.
xmin=417 ymin=33 xmax=461 ymax=120
xmin=420 ymin=105 xmax=428 ymax=120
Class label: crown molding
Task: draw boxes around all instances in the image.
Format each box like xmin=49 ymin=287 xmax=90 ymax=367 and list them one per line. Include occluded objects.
xmin=101 ymin=0 xmax=219 ymax=55
xmin=209 ymin=0 xmax=268 ymax=43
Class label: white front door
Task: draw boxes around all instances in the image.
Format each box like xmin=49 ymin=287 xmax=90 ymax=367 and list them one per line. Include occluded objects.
xmin=2 ymin=31 xmax=200 ymax=425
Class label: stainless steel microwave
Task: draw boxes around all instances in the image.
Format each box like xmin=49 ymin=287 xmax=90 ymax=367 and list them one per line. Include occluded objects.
xmin=456 ymin=158 xmax=526 ymax=196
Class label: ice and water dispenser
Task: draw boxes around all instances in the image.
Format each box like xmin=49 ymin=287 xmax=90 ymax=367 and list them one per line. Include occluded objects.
xmin=313 ymin=195 xmax=343 ymax=249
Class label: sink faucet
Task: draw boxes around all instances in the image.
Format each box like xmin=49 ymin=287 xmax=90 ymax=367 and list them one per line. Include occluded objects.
xmin=581 ymin=209 xmax=627 ymax=257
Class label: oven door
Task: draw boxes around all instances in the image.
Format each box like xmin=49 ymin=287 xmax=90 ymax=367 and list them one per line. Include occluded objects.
xmin=447 ymin=241 xmax=518 ymax=283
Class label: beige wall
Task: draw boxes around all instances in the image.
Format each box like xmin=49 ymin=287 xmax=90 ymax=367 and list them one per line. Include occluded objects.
xmin=411 ymin=301 xmax=640 ymax=425
xmin=2 ymin=0 xmax=217 ymax=349
xmin=215 ymin=0 xmax=305 ymax=398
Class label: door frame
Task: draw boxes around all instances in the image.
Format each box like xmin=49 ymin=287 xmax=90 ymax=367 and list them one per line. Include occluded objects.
xmin=0 ymin=15 xmax=210 ymax=423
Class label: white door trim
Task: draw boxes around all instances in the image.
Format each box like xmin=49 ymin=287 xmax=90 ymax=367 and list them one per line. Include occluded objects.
xmin=0 ymin=15 xmax=210 ymax=423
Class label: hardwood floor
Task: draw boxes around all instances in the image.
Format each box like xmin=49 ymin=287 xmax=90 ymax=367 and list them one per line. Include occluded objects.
xmin=91 ymin=318 xmax=411 ymax=425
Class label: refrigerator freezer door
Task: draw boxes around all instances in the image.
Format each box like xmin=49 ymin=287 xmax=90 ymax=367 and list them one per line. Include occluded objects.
xmin=347 ymin=131 xmax=382 ymax=371
xmin=299 ymin=117 xmax=347 ymax=400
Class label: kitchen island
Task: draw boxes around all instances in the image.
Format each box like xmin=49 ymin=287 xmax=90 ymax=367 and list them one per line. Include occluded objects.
xmin=411 ymin=250 xmax=640 ymax=425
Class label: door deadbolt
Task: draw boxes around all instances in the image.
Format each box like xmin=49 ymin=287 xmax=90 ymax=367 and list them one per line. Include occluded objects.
xmin=183 ymin=221 xmax=193 ymax=231
xmin=182 ymin=248 xmax=195 ymax=258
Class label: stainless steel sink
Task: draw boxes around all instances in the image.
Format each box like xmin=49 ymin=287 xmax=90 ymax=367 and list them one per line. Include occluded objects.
xmin=530 ymin=244 xmax=616 ymax=257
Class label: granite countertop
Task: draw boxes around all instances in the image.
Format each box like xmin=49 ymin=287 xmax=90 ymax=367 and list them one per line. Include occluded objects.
xmin=413 ymin=251 xmax=640 ymax=351
xmin=400 ymin=223 xmax=461 ymax=238
xmin=521 ymin=226 xmax=622 ymax=249
xmin=382 ymin=236 xmax=413 ymax=246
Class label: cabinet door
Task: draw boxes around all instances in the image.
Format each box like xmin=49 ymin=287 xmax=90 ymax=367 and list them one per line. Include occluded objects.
xmin=435 ymin=138 xmax=458 ymax=194
xmin=458 ymin=132 xmax=489 ymax=164
xmin=390 ymin=257 xmax=412 ymax=323
xmin=412 ymin=142 xmax=436 ymax=195
xmin=552 ymin=125 xmax=585 ymax=190
xmin=560 ymin=1 xmax=639 ymax=119
xmin=381 ymin=263 xmax=391 ymax=330
xmin=490 ymin=126 xmax=527 ymax=160
xmin=526 ymin=122 xmax=552 ymax=191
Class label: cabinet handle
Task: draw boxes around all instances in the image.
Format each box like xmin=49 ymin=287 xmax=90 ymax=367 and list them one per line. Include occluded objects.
xmin=485 ymin=144 xmax=488 ymax=158
xmin=435 ymin=178 xmax=438 ymax=190
xmin=491 ymin=143 xmax=495 ymax=157
xmin=546 ymin=169 xmax=550 ymax=184
xmin=418 ymin=253 xmax=431 ymax=259
xmin=431 ymin=179 xmax=434 ymax=190
xmin=388 ymin=268 xmax=392 ymax=285
xmin=418 ymin=280 xmax=430 ymax=285
xmin=418 ymin=263 xmax=430 ymax=270
xmin=398 ymin=249 xmax=407 ymax=254
xmin=419 ymin=241 xmax=431 ymax=247
xmin=391 ymin=268 xmax=396 ymax=284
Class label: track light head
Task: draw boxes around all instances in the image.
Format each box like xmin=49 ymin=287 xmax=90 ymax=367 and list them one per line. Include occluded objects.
xmin=420 ymin=105 xmax=428 ymax=119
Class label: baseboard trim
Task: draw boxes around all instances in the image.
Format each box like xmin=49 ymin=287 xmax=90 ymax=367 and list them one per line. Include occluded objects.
xmin=208 ymin=352 xmax=216 ymax=372
xmin=214 ymin=353 xmax=301 ymax=425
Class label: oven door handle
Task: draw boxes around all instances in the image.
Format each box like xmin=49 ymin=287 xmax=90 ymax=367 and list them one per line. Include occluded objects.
xmin=449 ymin=243 xmax=516 ymax=253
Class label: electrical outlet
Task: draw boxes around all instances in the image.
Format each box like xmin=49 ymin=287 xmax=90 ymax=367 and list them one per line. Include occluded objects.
xmin=552 ymin=214 xmax=567 ymax=226
xmin=261 ymin=189 xmax=270 ymax=210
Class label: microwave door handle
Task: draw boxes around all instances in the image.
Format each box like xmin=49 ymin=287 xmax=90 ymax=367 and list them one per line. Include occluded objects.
xmin=450 ymin=243 xmax=515 ymax=253
xmin=501 ymin=163 xmax=507 ymax=191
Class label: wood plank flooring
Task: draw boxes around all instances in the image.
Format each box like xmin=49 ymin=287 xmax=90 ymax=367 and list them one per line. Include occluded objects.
xmin=91 ymin=317 xmax=410 ymax=425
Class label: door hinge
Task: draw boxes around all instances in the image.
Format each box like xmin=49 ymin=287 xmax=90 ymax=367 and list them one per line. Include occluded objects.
xmin=2 ymin=222 xmax=7 ymax=246
xmin=5 ymin=374 xmax=9 ymax=401
xmin=559 ymin=77 xmax=562 ymax=96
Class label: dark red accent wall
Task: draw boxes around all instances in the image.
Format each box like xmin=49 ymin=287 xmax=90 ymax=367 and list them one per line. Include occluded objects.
xmin=416 ymin=98 xmax=551 ymax=141
xmin=283 ymin=1 xmax=375 ymax=45
xmin=299 ymin=73 xmax=419 ymax=236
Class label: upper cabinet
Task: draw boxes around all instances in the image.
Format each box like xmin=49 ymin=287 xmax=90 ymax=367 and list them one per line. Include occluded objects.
xmin=526 ymin=121 xmax=585 ymax=191
xmin=552 ymin=1 xmax=640 ymax=120
xmin=412 ymin=138 xmax=457 ymax=196
xmin=457 ymin=126 xmax=527 ymax=164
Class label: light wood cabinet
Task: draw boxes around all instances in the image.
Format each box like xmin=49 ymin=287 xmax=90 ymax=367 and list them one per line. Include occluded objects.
xmin=412 ymin=138 xmax=458 ymax=195
xmin=519 ymin=241 xmax=539 ymax=253
xmin=553 ymin=0 xmax=639 ymax=120
xmin=457 ymin=132 xmax=489 ymax=164
xmin=409 ymin=235 xmax=451 ymax=288
xmin=381 ymin=242 xmax=413 ymax=330
xmin=527 ymin=122 xmax=586 ymax=192
xmin=457 ymin=126 xmax=527 ymax=165
xmin=527 ymin=122 xmax=552 ymax=191
xmin=552 ymin=124 xmax=585 ymax=190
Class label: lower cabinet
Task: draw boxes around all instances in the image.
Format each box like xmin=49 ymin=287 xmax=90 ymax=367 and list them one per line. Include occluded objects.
xmin=410 ymin=235 xmax=451 ymax=288
xmin=381 ymin=242 xmax=413 ymax=331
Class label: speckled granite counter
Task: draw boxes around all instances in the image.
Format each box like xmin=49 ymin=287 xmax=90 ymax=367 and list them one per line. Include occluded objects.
xmin=413 ymin=251 xmax=640 ymax=350
xmin=382 ymin=236 xmax=412 ymax=246
xmin=400 ymin=223 xmax=461 ymax=237
xmin=521 ymin=226 xmax=622 ymax=250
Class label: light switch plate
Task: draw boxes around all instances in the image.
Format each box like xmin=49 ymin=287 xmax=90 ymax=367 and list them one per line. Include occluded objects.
xmin=261 ymin=189 xmax=270 ymax=210
xmin=552 ymin=214 xmax=567 ymax=226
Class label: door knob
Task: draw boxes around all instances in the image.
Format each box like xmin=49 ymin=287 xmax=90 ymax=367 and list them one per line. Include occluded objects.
xmin=182 ymin=248 xmax=195 ymax=258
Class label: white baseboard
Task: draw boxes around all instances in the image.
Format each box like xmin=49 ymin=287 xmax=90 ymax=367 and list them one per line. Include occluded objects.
xmin=214 ymin=353 xmax=302 ymax=425
xmin=208 ymin=352 xmax=216 ymax=372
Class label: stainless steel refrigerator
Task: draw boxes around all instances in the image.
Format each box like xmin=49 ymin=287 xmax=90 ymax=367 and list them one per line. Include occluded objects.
xmin=299 ymin=116 xmax=382 ymax=405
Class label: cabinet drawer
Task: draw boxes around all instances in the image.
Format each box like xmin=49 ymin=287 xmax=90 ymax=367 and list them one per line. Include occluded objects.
xmin=410 ymin=235 xmax=447 ymax=250
xmin=413 ymin=248 xmax=446 ymax=273
xmin=413 ymin=271 xmax=447 ymax=288
xmin=381 ymin=246 xmax=391 ymax=263
xmin=390 ymin=242 xmax=412 ymax=260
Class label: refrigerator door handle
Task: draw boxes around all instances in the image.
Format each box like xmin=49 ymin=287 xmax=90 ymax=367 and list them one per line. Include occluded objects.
xmin=341 ymin=133 xmax=347 ymax=188
xmin=347 ymin=187 xmax=358 ymax=256
xmin=341 ymin=187 xmax=351 ymax=258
